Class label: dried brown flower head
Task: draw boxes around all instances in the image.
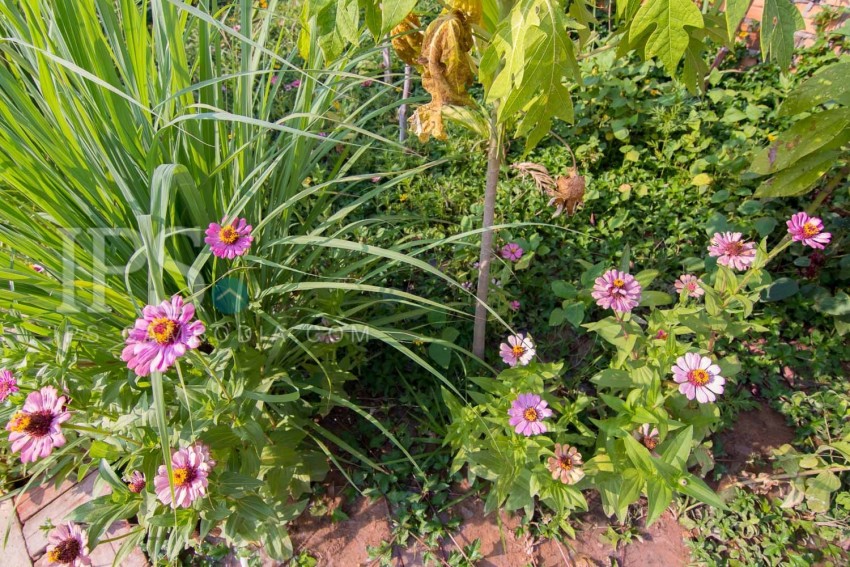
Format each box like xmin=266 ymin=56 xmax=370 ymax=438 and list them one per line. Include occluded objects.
xmin=391 ymin=14 xmax=424 ymax=67
xmin=548 ymin=167 xmax=585 ymax=218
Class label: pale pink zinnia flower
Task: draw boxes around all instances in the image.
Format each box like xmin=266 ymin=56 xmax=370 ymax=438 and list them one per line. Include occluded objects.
xmin=509 ymin=300 xmax=521 ymax=312
xmin=121 ymin=295 xmax=205 ymax=376
xmin=499 ymin=334 xmax=535 ymax=367
xmin=6 ymin=386 xmax=71 ymax=463
xmin=31 ymin=264 xmax=45 ymax=273
xmin=501 ymin=243 xmax=523 ymax=261
xmin=0 ymin=369 xmax=18 ymax=402
xmin=154 ymin=443 xmax=216 ymax=508
xmin=674 ymin=274 xmax=705 ymax=298
xmin=707 ymin=232 xmax=756 ymax=271
xmin=124 ymin=470 xmax=146 ymax=494
xmin=508 ymin=393 xmax=552 ymax=436
xmin=205 ymin=217 xmax=253 ymax=259
xmin=546 ymin=444 xmax=584 ymax=484
xmin=634 ymin=424 xmax=660 ymax=452
xmin=787 ymin=212 xmax=831 ymax=249
xmin=591 ymin=269 xmax=641 ymax=312
xmin=672 ymin=353 xmax=725 ymax=404
xmin=46 ymin=522 xmax=91 ymax=566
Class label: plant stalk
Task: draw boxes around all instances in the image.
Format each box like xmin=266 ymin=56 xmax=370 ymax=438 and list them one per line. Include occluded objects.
xmin=399 ymin=64 xmax=412 ymax=142
xmin=472 ymin=110 xmax=503 ymax=359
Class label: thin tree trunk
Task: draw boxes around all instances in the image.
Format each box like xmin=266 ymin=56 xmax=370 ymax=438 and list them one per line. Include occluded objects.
xmin=472 ymin=112 xmax=502 ymax=359
xmin=399 ymin=64 xmax=411 ymax=142
xmin=383 ymin=45 xmax=392 ymax=85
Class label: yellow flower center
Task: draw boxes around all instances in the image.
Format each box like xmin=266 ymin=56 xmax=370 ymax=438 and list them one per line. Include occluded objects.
xmin=642 ymin=436 xmax=658 ymax=450
xmin=9 ymin=412 xmax=30 ymax=433
xmin=219 ymin=225 xmax=239 ymax=245
xmin=613 ymin=278 xmax=625 ymax=288
xmin=558 ymin=456 xmax=573 ymax=470
xmin=688 ymin=369 xmax=710 ymax=386
xmin=511 ymin=345 xmax=526 ymax=357
xmin=802 ymin=222 xmax=820 ymax=238
xmin=727 ymin=241 xmax=744 ymax=255
xmin=523 ymin=408 xmax=538 ymax=422
xmin=173 ymin=466 xmax=195 ymax=487
xmin=147 ymin=317 xmax=177 ymax=345
xmin=47 ymin=538 xmax=81 ymax=563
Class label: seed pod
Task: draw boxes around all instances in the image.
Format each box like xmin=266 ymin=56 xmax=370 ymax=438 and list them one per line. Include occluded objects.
xmin=548 ymin=168 xmax=586 ymax=218
xmin=391 ymin=13 xmax=423 ymax=67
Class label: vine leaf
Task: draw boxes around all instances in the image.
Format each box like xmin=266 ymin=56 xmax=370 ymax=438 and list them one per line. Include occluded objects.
xmin=629 ymin=0 xmax=704 ymax=75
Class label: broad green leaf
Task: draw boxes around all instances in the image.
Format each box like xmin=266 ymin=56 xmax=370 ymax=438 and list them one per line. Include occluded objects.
xmin=646 ymin=477 xmax=673 ymax=525
xmin=760 ymin=0 xmax=804 ymax=68
xmin=815 ymin=291 xmax=850 ymax=316
xmin=677 ymin=473 xmax=728 ymax=510
xmin=564 ymin=302 xmax=585 ymax=328
xmin=780 ymin=61 xmax=850 ymax=117
xmin=660 ymin=425 xmax=692 ymax=469
xmin=749 ymin=108 xmax=850 ymax=175
xmin=761 ymin=277 xmax=799 ymax=302
xmin=623 ymin=434 xmax=655 ymax=475
xmin=380 ymin=0 xmax=418 ymax=35
xmin=629 ymin=0 xmax=704 ymax=75
xmin=754 ymin=149 xmax=842 ymax=197
xmin=640 ymin=291 xmax=674 ymax=307
xmin=618 ymin=468 xmax=644 ymax=521
xmin=725 ymin=0 xmax=752 ymax=41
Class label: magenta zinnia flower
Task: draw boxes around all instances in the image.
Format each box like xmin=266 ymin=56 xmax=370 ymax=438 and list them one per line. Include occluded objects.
xmin=121 ymin=295 xmax=205 ymax=376
xmin=31 ymin=264 xmax=45 ymax=273
xmin=124 ymin=470 xmax=146 ymax=494
xmin=6 ymin=386 xmax=71 ymax=463
xmin=509 ymin=300 xmax=521 ymax=312
xmin=500 ymin=243 xmax=524 ymax=261
xmin=0 ymin=369 xmax=18 ymax=402
xmin=707 ymin=232 xmax=756 ymax=271
xmin=591 ymin=269 xmax=641 ymax=312
xmin=46 ymin=522 xmax=91 ymax=566
xmin=674 ymin=274 xmax=705 ymax=298
xmin=787 ymin=212 xmax=831 ymax=249
xmin=154 ymin=443 xmax=216 ymax=508
xmin=499 ymin=334 xmax=535 ymax=367
xmin=634 ymin=424 xmax=660 ymax=452
xmin=546 ymin=444 xmax=584 ymax=484
xmin=205 ymin=217 xmax=253 ymax=259
xmin=672 ymin=353 xmax=725 ymax=404
xmin=508 ymin=393 xmax=552 ymax=436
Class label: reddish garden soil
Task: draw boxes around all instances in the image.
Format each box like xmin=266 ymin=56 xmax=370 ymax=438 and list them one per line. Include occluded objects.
xmin=716 ymin=402 xmax=795 ymax=488
xmin=290 ymin=493 xmax=693 ymax=566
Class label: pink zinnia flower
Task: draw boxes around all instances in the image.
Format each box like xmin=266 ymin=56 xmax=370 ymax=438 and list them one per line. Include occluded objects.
xmin=546 ymin=444 xmax=584 ymax=484
xmin=674 ymin=274 xmax=705 ymax=298
xmin=270 ymin=75 xmax=279 ymax=85
xmin=46 ymin=522 xmax=91 ymax=566
xmin=508 ymin=393 xmax=552 ymax=436
xmin=205 ymin=217 xmax=253 ymax=259
xmin=121 ymin=295 xmax=205 ymax=377
xmin=499 ymin=334 xmax=535 ymax=367
xmin=0 ymin=369 xmax=18 ymax=402
xmin=6 ymin=386 xmax=71 ymax=463
xmin=154 ymin=443 xmax=216 ymax=508
xmin=787 ymin=212 xmax=831 ymax=249
xmin=707 ymin=232 xmax=756 ymax=271
xmin=501 ymin=243 xmax=523 ymax=261
xmin=634 ymin=424 xmax=660 ymax=452
xmin=361 ymin=79 xmax=374 ymax=87
xmin=509 ymin=300 xmax=521 ymax=312
xmin=371 ymin=176 xmax=382 ymax=183
xmin=591 ymin=269 xmax=641 ymax=312
xmin=654 ymin=329 xmax=668 ymax=340
xmin=672 ymin=353 xmax=725 ymax=404
xmin=31 ymin=264 xmax=45 ymax=273
xmin=124 ymin=470 xmax=146 ymax=494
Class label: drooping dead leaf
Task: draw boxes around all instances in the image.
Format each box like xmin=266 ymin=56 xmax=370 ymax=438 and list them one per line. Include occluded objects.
xmin=407 ymin=11 xmax=475 ymax=142
xmin=391 ymin=13 xmax=423 ymax=67
xmin=548 ymin=167 xmax=586 ymax=218
xmin=510 ymin=162 xmax=557 ymax=193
